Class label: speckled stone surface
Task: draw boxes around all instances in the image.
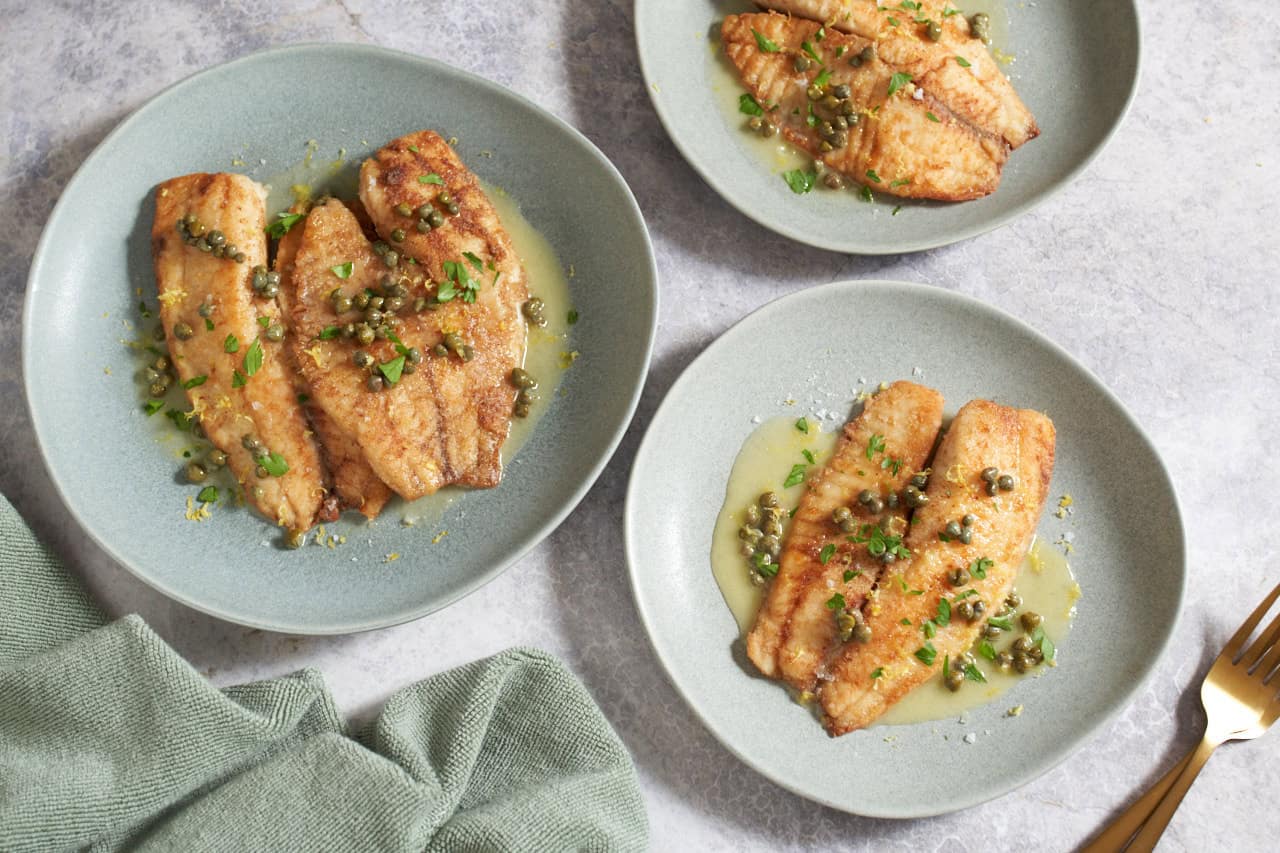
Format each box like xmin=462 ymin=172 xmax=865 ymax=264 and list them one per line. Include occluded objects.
xmin=2 ymin=2 xmax=1278 ymax=850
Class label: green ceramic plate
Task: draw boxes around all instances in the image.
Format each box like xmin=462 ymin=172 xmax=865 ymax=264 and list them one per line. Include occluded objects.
xmin=625 ymin=281 xmax=1183 ymax=816
xmin=24 ymin=44 xmax=657 ymax=634
xmin=636 ymin=0 xmax=1141 ymax=254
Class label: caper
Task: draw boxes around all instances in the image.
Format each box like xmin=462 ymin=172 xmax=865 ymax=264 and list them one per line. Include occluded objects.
xmin=983 ymin=623 xmax=1002 ymax=639
xmin=332 ymin=294 xmax=353 ymax=313
xmin=740 ymin=541 xmax=756 ymax=558
xmin=197 ymin=301 xmax=214 ymax=319
xmin=823 ymin=172 xmax=845 ymax=190
xmin=986 ymin=482 xmax=998 ymax=496
xmin=1029 ymin=646 xmax=1044 ymax=663
xmin=354 ymin=291 xmax=371 ymax=310
xmin=853 ymin=624 xmax=872 ymax=644
xmin=948 ymin=568 xmax=969 ymax=587
xmin=148 ymin=381 xmax=168 ymax=398
xmin=206 ymin=449 xmax=228 ymax=468
xmin=1013 ymin=653 xmax=1031 ymax=674
xmin=794 ymin=56 xmax=811 ymax=72
xmin=857 ymin=489 xmax=875 ymax=506
xmin=433 ymin=343 xmax=449 ymax=358
xmin=981 ymin=466 xmax=999 ymax=483
xmin=353 ymin=350 xmax=374 ymax=368
xmin=741 ymin=504 xmax=761 ymax=527
xmin=522 ymin=297 xmax=547 ymax=325
xmin=866 ymin=497 xmax=884 ymax=514
xmin=395 ymin=202 xmax=413 ymax=217
xmin=241 ymin=434 xmax=261 ymax=452
xmin=1012 ymin=636 xmax=1034 ymax=654
xmin=879 ymin=551 xmax=896 ymax=565
xmin=998 ymin=474 xmax=1016 ymax=492
xmin=821 ymin=94 xmax=841 ymax=112
xmin=760 ymin=535 xmax=782 ymax=557
xmin=956 ymin=601 xmax=975 ymax=621
xmin=143 ymin=366 xmax=162 ymax=384
xmin=382 ymin=250 xmax=399 ymax=267
xmin=403 ymin=346 xmax=422 ymax=365
xmin=356 ymin=325 xmax=375 ymax=346
xmin=366 ymin=375 xmax=385 ymax=392
xmin=886 ymin=491 xmax=899 ymax=509
xmin=760 ymin=122 xmax=776 ymax=138
xmin=372 ymin=241 xmax=389 ymax=256
xmin=1005 ymin=592 xmax=1023 ymax=609
xmin=945 ymin=520 xmax=963 ymax=539
xmin=926 ymin=21 xmax=942 ymax=41
xmin=342 ymin=323 xmax=356 ymax=339
xmin=402 ymin=361 xmax=417 ymax=376
xmin=365 ymin=309 xmax=384 ymax=327
xmin=416 ymin=218 xmax=432 ymax=233
xmin=807 ymin=84 xmax=825 ymax=101
xmin=747 ymin=116 xmax=764 ymax=132
xmin=910 ymin=473 xmax=929 ymax=489
xmin=206 ymin=230 xmax=225 ymax=247
xmin=859 ymin=45 xmax=875 ymax=63
xmin=959 ymin=528 xmax=973 ymax=545
xmin=819 ymin=141 xmax=833 ymax=153
xmin=762 ymin=516 xmax=782 ymax=537
xmin=390 ymin=228 xmax=406 ymax=243
xmin=253 ymin=465 xmax=268 ymax=479
xmin=1021 ymin=611 xmax=1043 ymax=631
xmin=961 ymin=514 xmax=977 ymax=527
xmin=945 ymin=670 xmax=965 ymax=692
xmin=955 ymin=652 xmax=975 ymax=670
xmin=837 ymin=612 xmax=858 ymax=642
xmin=839 ymin=518 xmax=857 ymax=534
xmin=832 ymin=83 xmax=852 ymax=100
xmin=830 ymin=130 xmax=848 ymax=148
xmin=970 ymin=12 xmax=991 ymax=43
xmin=185 ymin=461 xmax=207 ymax=483
xmin=189 ymin=219 xmax=207 ymax=236
xmin=972 ymin=600 xmax=986 ymax=618
xmin=759 ymin=491 xmax=779 ymax=508
xmin=385 ymin=296 xmax=405 ymax=314
xmin=428 ymin=210 xmax=446 ymax=228
xmin=265 ymin=324 xmax=284 ymax=342
xmin=739 ymin=525 xmax=763 ymax=543
xmin=173 ymin=322 xmax=194 ymax=340
xmin=832 ymin=506 xmax=852 ymax=526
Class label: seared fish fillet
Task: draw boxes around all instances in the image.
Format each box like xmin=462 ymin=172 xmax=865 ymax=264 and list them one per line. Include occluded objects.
xmin=818 ymin=399 xmax=1055 ymax=735
xmin=723 ymin=13 xmax=1008 ymax=200
xmin=151 ymin=173 xmax=326 ymax=534
xmin=273 ymin=214 xmax=392 ymax=519
xmin=285 ymin=196 xmax=524 ymax=499
xmin=754 ymin=0 xmax=1038 ymax=149
xmin=751 ymin=382 xmax=945 ymax=692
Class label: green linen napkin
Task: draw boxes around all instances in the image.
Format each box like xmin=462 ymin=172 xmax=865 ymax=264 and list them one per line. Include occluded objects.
xmin=0 ymin=494 xmax=647 ymax=852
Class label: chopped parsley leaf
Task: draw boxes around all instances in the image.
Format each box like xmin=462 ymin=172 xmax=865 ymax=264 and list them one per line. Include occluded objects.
xmin=739 ymin=93 xmax=765 ymax=117
xmin=143 ymin=400 xmax=164 ymax=416
xmin=987 ymin=615 xmax=1015 ymax=631
xmin=204 ymin=318 xmax=215 ymax=331
xmin=843 ymin=569 xmax=861 ymax=582
xmin=890 ymin=178 xmax=912 ymax=188
xmin=826 ymin=592 xmax=846 ymax=611
xmin=978 ymin=640 xmax=997 ymax=660
xmin=970 ymin=557 xmax=993 ymax=579
xmin=243 ymin=340 xmax=264 ymax=377
xmin=378 ymin=355 xmax=406 ymax=386
xmin=223 ymin=334 xmax=239 ymax=353
xmin=865 ymin=169 xmax=883 ymax=184
xmin=418 ymin=173 xmax=445 ymax=185
xmin=814 ymin=69 xmax=832 ymax=88
xmin=782 ymin=169 xmax=817 ymax=195
xmin=964 ymin=663 xmax=987 ymax=683
xmin=819 ymin=543 xmax=837 ymax=565
xmin=231 ymin=369 xmax=247 ymax=389
xmin=795 ymin=416 xmax=810 ymax=434
xmin=317 ymin=326 xmax=341 ymax=340
xmin=802 ymin=449 xmax=816 ymax=464
xmin=265 ymin=212 xmax=304 ymax=239
xmin=860 ymin=185 xmax=875 ymax=203
xmin=887 ymin=72 xmax=912 ymax=97
xmin=261 ymin=452 xmax=289 ymax=477
xmin=870 ymin=667 xmax=885 ymax=680
xmin=567 ymin=309 xmax=579 ymax=325
xmin=196 ymin=486 xmax=218 ymax=504
xmin=783 ymin=463 xmax=807 ymax=488
xmin=915 ymin=642 xmax=937 ymax=665
xmin=936 ymin=598 xmax=951 ymax=627
xmin=926 ymin=111 xmax=941 ymax=123
xmin=181 ymin=375 xmax=207 ymax=390
xmin=801 ymin=40 xmax=823 ymax=63
xmin=753 ymin=551 xmax=778 ymax=577
xmin=955 ymin=55 xmax=971 ymax=67
xmin=865 ymin=433 xmax=886 ymax=459
xmin=751 ymin=28 xmax=780 ymax=52
xmin=330 ymin=262 xmax=354 ymax=279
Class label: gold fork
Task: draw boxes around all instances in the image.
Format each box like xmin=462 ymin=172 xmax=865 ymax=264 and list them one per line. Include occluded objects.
xmin=1083 ymin=581 xmax=1280 ymax=852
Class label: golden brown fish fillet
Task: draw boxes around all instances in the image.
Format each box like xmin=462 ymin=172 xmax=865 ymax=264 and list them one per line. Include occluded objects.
xmin=753 ymin=0 xmax=1038 ymax=148
xmin=818 ymin=399 xmax=1055 ymax=735
xmin=151 ymin=173 xmax=326 ymax=534
xmin=751 ymin=382 xmax=945 ymax=692
xmin=723 ymin=13 xmax=1008 ymax=200
xmin=273 ymin=214 xmax=392 ymax=519
xmin=285 ymin=195 xmax=524 ymax=499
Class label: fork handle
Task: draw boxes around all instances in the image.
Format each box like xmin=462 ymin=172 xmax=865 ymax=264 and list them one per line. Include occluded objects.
xmin=1124 ymin=736 xmax=1219 ymax=852
xmin=1079 ymin=748 xmax=1195 ymax=852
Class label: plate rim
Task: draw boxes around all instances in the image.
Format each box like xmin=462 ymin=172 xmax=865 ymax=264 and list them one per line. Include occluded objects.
xmin=22 ymin=41 xmax=659 ymax=635
xmin=633 ymin=0 xmax=1144 ymax=255
xmin=623 ymin=278 xmax=1186 ymax=817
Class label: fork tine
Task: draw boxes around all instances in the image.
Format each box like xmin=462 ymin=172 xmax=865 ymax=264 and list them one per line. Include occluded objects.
xmin=1251 ymin=623 xmax=1280 ymax=683
xmin=1227 ymin=582 xmax=1280 ymax=661
xmin=1244 ymin=603 xmax=1280 ymax=672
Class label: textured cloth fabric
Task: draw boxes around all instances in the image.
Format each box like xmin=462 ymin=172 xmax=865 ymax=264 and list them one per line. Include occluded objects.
xmin=0 ymin=495 xmax=647 ymax=852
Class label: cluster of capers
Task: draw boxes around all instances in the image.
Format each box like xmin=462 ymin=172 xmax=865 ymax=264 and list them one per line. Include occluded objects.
xmin=174 ymin=214 xmax=246 ymax=263
xmin=993 ymin=594 xmax=1047 ymax=673
xmin=806 ymin=79 xmax=860 ymax=153
xmin=980 ymin=466 xmax=1016 ymax=496
xmin=956 ymin=596 xmax=986 ymax=623
xmin=847 ymin=44 xmax=876 ymax=68
xmin=251 ymin=265 xmax=282 ymax=298
xmin=331 ymin=279 xmax=412 ymax=346
xmin=943 ymin=512 xmax=978 ymax=544
xmin=745 ymin=115 xmax=778 ymax=139
xmin=740 ymin=491 xmax=785 ymax=584
xmin=969 ymin=12 xmax=991 ymax=44
xmin=354 ymin=345 xmax=423 ymax=392
xmin=185 ymin=447 xmax=228 ymax=485
xmin=390 ymin=191 xmax=460 ymax=240
xmin=510 ymin=368 xmax=538 ymax=418
xmin=142 ymin=352 xmax=174 ymax=399
xmin=521 ymin=297 xmax=547 ymax=327
xmin=837 ymin=608 xmax=872 ymax=644
xmin=436 ymin=331 xmax=474 ymax=362
xmin=945 ymin=651 xmax=978 ymax=691
xmin=240 ymin=434 xmax=280 ymax=480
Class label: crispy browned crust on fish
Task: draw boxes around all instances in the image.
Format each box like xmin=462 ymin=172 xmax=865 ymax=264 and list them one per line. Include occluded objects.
xmin=274 ymin=219 xmax=392 ymax=519
xmin=767 ymin=382 xmax=944 ymax=691
xmin=151 ymin=173 xmax=326 ymax=534
xmin=753 ymin=0 xmax=1038 ymax=148
xmin=818 ymin=400 xmax=1055 ymax=735
xmin=285 ymin=196 xmax=523 ymax=499
xmin=723 ymin=13 xmax=1009 ymax=200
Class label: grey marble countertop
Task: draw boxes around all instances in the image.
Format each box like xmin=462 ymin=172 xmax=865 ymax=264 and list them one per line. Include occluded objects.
xmin=3 ymin=1 xmax=1277 ymax=850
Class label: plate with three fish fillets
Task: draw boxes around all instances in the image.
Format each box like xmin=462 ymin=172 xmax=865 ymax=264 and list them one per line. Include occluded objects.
xmin=24 ymin=44 xmax=656 ymax=633
xmin=636 ymin=0 xmax=1141 ymax=253
xmin=625 ymin=281 xmax=1184 ymax=816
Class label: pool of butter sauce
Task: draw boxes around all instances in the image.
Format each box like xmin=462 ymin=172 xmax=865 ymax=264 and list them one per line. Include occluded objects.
xmin=711 ymin=415 xmax=1079 ymax=726
xmin=707 ymin=1 xmax=1013 ymax=185
xmin=140 ymin=148 xmax=573 ymax=534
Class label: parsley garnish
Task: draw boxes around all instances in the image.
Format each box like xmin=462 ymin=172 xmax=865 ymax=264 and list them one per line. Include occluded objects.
xmin=978 ymin=640 xmax=997 ymax=660
xmin=783 ymin=168 xmax=817 ymax=195
xmin=843 ymin=569 xmax=860 ymax=582
xmin=739 ymin=93 xmax=765 ymax=117
xmin=819 ymin=543 xmax=837 ymax=565
xmin=317 ymin=326 xmax=341 ymax=340
xmin=848 ymin=523 xmax=911 ymax=560
xmin=165 ymin=409 xmax=191 ymax=432
xmin=243 ymin=340 xmax=264 ymax=377
xmin=143 ymin=400 xmax=164 ymax=416
xmin=922 ymin=620 xmax=937 ymax=638
xmin=955 ymin=55 xmax=971 ymax=67
xmin=418 ymin=173 xmax=445 ymax=185
xmin=440 ymin=259 xmax=481 ymax=303
xmin=936 ymin=598 xmax=951 ymax=627
xmin=865 ymin=169 xmax=883 ymax=184
xmin=182 ymin=375 xmax=207 ymax=390
xmin=801 ymin=40 xmax=823 ymax=64
xmin=753 ymin=551 xmax=778 ymax=578
xmin=890 ymin=178 xmax=912 ymax=188
xmin=378 ymin=355 xmax=406 ymax=386
xmin=860 ymin=185 xmax=875 ymax=203
xmin=826 ymin=592 xmax=846 ymax=610
xmin=915 ymin=642 xmax=937 ymax=665
xmin=987 ymin=614 xmax=1014 ymax=631
xmin=964 ymin=663 xmax=987 ymax=683
xmin=204 ymin=318 xmax=215 ymax=331
xmin=970 ymin=557 xmax=993 ymax=579
xmin=1032 ymin=626 xmax=1056 ymax=662
xmin=802 ymin=449 xmax=816 ymax=464
xmin=784 ymin=463 xmax=807 ymax=488
xmin=813 ymin=69 xmax=832 ymax=88
xmin=330 ymin=262 xmax=354 ymax=279
xmin=567 ymin=309 xmax=579 ymax=325
xmin=881 ymin=456 xmax=903 ymax=476
xmin=196 ymin=486 xmax=218 ymax=504
xmin=260 ymin=452 xmax=289 ymax=477
xmin=926 ymin=111 xmax=941 ymax=123
xmin=751 ymin=28 xmax=780 ymax=52
xmin=223 ymin=334 xmax=239 ymax=353
xmin=231 ymin=370 xmax=247 ymax=389
xmin=887 ymin=72 xmax=912 ymax=97
xmin=463 ymin=251 xmax=484 ymax=273
xmin=138 ymin=300 xmax=152 ymax=319
xmin=865 ymin=433 xmax=886 ymax=459
xmin=900 ymin=617 xmax=912 ymax=626
xmin=265 ymin=212 xmax=304 ymax=239
xmin=795 ymin=417 xmax=809 ymax=434
xmin=870 ymin=667 xmax=884 ymax=680
xmin=887 ymin=16 xmax=900 ymax=26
